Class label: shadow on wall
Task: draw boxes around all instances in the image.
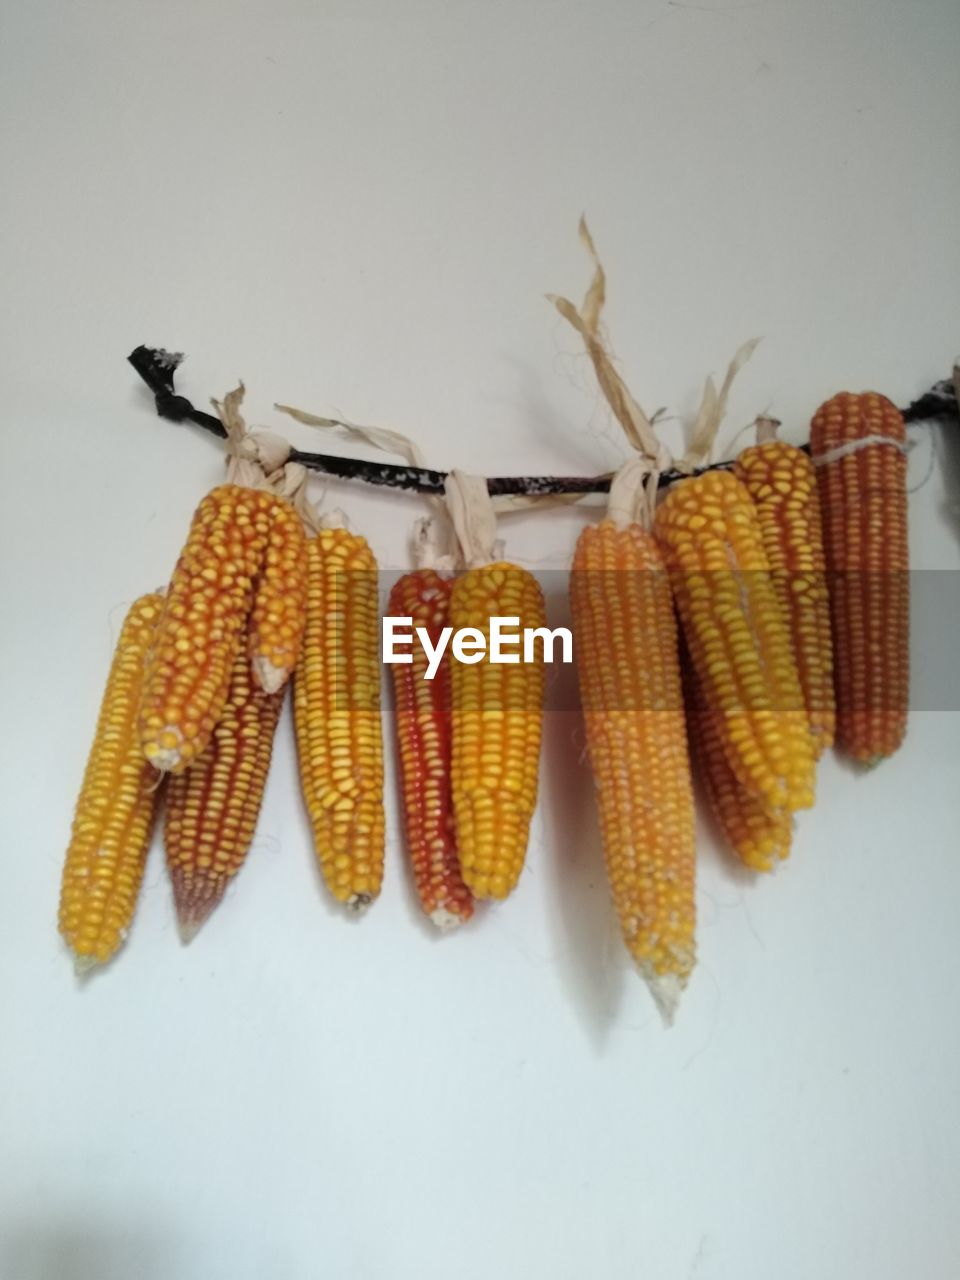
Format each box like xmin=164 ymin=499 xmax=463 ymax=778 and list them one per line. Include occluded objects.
xmin=537 ymin=586 xmax=627 ymax=1053
xmin=0 ymin=1222 xmax=180 ymax=1280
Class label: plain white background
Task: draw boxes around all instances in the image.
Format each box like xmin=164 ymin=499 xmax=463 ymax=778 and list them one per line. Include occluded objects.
xmin=2 ymin=2 xmax=959 ymax=1277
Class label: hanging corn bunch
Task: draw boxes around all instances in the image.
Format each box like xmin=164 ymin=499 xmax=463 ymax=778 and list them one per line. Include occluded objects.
xmin=59 ymin=593 xmax=166 ymax=969
xmin=294 ymin=522 xmax=385 ymax=910
xmin=811 ymin=392 xmax=909 ymax=764
xmin=388 ymin=566 xmax=474 ymax=928
xmin=734 ymin=425 xmax=835 ymax=756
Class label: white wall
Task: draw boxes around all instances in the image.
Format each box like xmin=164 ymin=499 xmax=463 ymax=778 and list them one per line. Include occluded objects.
xmin=2 ymin=3 xmax=959 ymax=1277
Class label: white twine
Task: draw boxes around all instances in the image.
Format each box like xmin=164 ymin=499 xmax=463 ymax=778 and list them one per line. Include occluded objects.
xmin=811 ymin=434 xmax=913 ymax=468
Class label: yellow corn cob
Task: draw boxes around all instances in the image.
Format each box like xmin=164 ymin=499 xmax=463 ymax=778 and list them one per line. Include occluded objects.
xmin=294 ymin=527 xmax=385 ymax=909
xmin=164 ymin=641 xmax=285 ymax=940
xmin=654 ymin=469 xmax=815 ymax=812
xmin=139 ymin=485 xmax=278 ymax=773
xmin=249 ymin=497 xmax=309 ymax=694
xmin=682 ymin=647 xmax=792 ymax=872
xmin=811 ymin=392 xmax=909 ymax=763
xmin=449 ymin=562 xmax=545 ymax=900
xmin=735 ymin=437 xmax=835 ymax=755
xmin=570 ymin=521 xmax=696 ymax=1015
xmin=59 ymin=593 xmax=165 ymax=969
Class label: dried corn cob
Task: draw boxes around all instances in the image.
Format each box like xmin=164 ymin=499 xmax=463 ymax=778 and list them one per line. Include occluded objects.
xmin=249 ymin=497 xmax=309 ymax=694
xmin=570 ymin=521 xmax=696 ymax=1014
xmin=449 ymin=562 xmax=545 ymax=900
xmin=59 ymin=593 xmax=165 ymax=969
xmin=294 ymin=527 xmax=385 ymax=909
xmin=139 ymin=485 xmax=277 ymax=772
xmin=682 ymin=647 xmax=792 ymax=872
xmin=654 ymin=469 xmax=815 ymax=812
xmin=388 ymin=570 xmax=473 ymax=929
xmin=735 ymin=436 xmax=835 ymax=755
xmin=811 ymin=392 xmax=909 ymax=763
xmin=164 ymin=641 xmax=285 ymax=940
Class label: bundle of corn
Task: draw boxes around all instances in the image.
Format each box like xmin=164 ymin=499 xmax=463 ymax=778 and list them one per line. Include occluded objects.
xmin=387 ymin=566 xmax=474 ymax=928
xmin=293 ymin=521 xmax=385 ymax=910
xmin=811 ymin=392 xmax=909 ymax=764
xmin=60 ymin=385 xmax=310 ymax=964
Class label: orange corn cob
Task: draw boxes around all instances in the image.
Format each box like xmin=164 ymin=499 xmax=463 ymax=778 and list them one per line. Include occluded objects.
xmin=139 ymin=485 xmax=277 ymax=772
xmin=735 ymin=438 xmax=835 ymax=755
xmin=59 ymin=593 xmax=165 ymax=969
xmin=294 ymin=527 xmax=385 ymax=909
xmin=248 ymin=498 xmax=309 ymax=694
xmin=682 ymin=650 xmax=792 ymax=873
xmin=388 ymin=570 xmax=473 ymax=929
xmin=570 ymin=521 xmax=696 ymax=1016
xmin=164 ymin=641 xmax=285 ymax=940
xmin=654 ymin=469 xmax=815 ymax=812
xmin=449 ymin=562 xmax=546 ymax=900
xmin=811 ymin=392 xmax=909 ymax=763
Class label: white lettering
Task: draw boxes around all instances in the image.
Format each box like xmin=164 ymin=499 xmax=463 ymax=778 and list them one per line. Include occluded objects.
xmin=489 ymin=616 xmax=521 ymax=664
xmin=452 ymin=627 xmax=486 ymax=664
xmin=418 ymin=626 xmax=453 ymax=681
xmin=523 ymin=626 xmax=573 ymax=664
xmin=382 ymin=616 xmax=413 ymax=664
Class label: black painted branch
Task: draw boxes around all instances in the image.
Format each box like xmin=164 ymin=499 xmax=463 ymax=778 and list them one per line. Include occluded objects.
xmin=128 ymin=345 xmax=957 ymax=498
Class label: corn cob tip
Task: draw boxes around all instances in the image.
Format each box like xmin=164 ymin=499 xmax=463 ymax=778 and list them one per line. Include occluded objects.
xmin=643 ymin=970 xmax=686 ymax=1028
xmin=429 ymin=905 xmax=467 ymax=931
xmin=347 ymin=892 xmax=374 ymax=915
xmin=252 ymin=655 xmax=287 ymax=696
xmin=143 ymin=725 xmax=184 ymax=773
xmin=72 ymin=952 xmax=101 ymax=976
xmin=177 ymin=915 xmax=205 ymax=945
xmin=169 ymin=866 xmax=226 ymax=942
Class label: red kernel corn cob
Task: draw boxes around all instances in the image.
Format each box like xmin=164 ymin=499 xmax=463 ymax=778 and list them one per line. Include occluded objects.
xmin=164 ymin=640 xmax=285 ymax=941
xmin=449 ymin=562 xmax=546 ymax=900
xmin=388 ymin=570 xmax=473 ymax=929
xmin=735 ymin=438 xmax=835 ymax=755
xmin=294 ymin=528 xmax=385 ymax=909
xmin=811 ymin=392 xmax=909 ymax=763
xmin=654 ymin=470 xmax=815 ymax=812
xmin=682 ymin=650 xmax=792 ymax=873
xmin=249 ymin=498 xmax=309 ymax=694
xmin=139 ymin=485 xmax=277 ymax=772
xmin=570 ymin=521 xmax=696 ymax=1017
xmin=59 ymin=593 xmax=165 ymax=969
